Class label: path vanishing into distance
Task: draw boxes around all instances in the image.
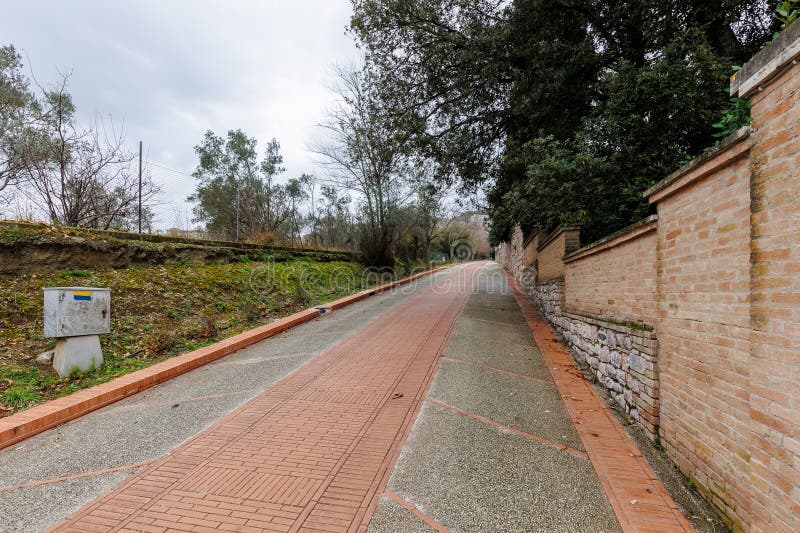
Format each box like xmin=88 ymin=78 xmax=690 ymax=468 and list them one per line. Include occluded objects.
xmin=0 ymin=263 xmax=694 ymax=532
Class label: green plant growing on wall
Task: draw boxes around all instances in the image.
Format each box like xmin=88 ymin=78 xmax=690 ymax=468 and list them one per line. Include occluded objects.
xmin=774 ymin=1 xmax=799 ymax=38
xmin=712 ymin=97 xmax=752 ymax=138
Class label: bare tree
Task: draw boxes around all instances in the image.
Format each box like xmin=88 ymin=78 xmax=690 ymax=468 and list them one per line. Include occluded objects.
xmin=410 ymin=168 xmax=457 ymax=265
xmin=312 ymin=64 xmax=411 ymax=266
xmin=17 ymin=73 xmax=159 ymax=229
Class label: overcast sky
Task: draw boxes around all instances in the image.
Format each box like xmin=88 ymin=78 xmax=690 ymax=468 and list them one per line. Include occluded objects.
xmin=1 ymin=0 xmax=359 ymax=229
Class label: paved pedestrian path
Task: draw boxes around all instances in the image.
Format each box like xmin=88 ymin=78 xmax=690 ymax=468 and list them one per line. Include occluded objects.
xmin=50 ymin=264 xmax=478 ymax=532
xmin=0 ymin=263 xmax=695 ymax=532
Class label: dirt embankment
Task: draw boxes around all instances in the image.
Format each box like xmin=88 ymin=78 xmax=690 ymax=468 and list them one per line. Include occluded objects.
xmin=0 ymin=223 xmax=353 ymax=274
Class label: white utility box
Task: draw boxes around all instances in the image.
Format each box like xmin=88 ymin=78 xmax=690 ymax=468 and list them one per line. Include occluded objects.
xmin=44 ymin=287 xmax=110 ymax=338
xmin=43 ymin=287 xmax=110 ymax=377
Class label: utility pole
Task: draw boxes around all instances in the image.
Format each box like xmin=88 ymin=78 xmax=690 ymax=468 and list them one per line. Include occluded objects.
xmin=138 ymin=141 xmax=142 ymax=234
xmin=235 ymin=180 xmax=240 ymax=242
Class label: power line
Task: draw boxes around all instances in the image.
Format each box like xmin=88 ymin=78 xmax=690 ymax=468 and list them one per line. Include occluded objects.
xmin=148 ymin=161 xmax=195 ymax=177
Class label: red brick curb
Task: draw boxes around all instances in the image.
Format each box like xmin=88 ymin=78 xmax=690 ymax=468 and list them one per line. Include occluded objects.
xmin=0 ymin=266 xmax=451 ymax=452
xmin=505 ymin=273 xmax=695 ymax=533
xmin=0 ymin=309 xmax=319 ymax=452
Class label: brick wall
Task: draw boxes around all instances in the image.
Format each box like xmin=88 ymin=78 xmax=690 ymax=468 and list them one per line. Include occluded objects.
xmin=648 ymin=139 xmax=753 ymax=528
xmin=742 ymin=22 xmax=800 ymax=532
xmin=564 ymin=216 xmax=658 ymax=325
xmin=497 ymin=23 xmax=800 ymax=530
xmin=537 ymin=226 xmax=580 ymax=281
xmin=523 ymin=231 xmax=540 ymax=267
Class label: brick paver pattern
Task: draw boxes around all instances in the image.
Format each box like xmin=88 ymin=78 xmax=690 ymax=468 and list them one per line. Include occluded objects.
xmin=51 ymin=266 xmax=477 ymax=533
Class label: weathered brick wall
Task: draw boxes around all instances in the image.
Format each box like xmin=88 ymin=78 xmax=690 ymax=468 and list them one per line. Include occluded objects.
xmin=564 ymin=216 xmax=658 ymax=325
xmin=741 ymin=23 xmax=800 ymax=532
xmin=537 ymin=227 xmax=580 ymax=281
xmin=522 ymin=231 xmax=540 ymax=267
xmin=496 ymin=25 xmax=800 ymax=529
xmin=557 ymin=217 xmax=661 ymax=438
xmin=501 ymin=222 xmax=662 ymax=439
xmin=648 ymin=140 xmax=753 ymax=529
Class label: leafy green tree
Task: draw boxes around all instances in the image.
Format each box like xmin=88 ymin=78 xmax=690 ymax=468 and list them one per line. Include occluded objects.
xmin=350 ymin=0 xmax=512 ymax=187
xmin=350 ymin=0 xmax=777 ymax=245
xmin=0 ymin=44 xmax=37 ymax=196
xmin=189 ymin=130 xmax=290 ymax=241
xmin=285 ymin=177 xmax=308 ymax=245
xmin=495 ymin=0 xmax=776 ymax=243
xmin=315 ymin=184 xmax=354 ymax=250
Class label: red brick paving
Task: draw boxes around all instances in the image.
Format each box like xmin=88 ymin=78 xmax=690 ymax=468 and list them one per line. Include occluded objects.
xmin=50 ymin=265 xmax=477 ymax=533
xmin=507 ymin=274 xmax=695 ymax=533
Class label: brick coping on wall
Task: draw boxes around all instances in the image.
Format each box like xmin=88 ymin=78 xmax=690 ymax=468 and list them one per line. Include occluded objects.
xmin=564 ymin=215 xmax=658 ymax=264
xmin=731 ymin=18 xmax=800 ymax=98
xmin=644 ymin=127 xmax=751 ymax=203
xmin=0 ymin=265 xmax=451 ymax=451
xmin=536 ymin=224 xmax=582 ymax=252
xmin=523 ymin=228 xmax=544 ymax=249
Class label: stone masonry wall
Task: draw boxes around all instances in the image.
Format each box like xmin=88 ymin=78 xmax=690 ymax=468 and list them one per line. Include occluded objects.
xmin=532 ymin=278 xmax=563 ymax=326
xmin=561 ymin=312 xmax=659 ymax=438
xmin=519 ymin=220 xmax=662 ymax=440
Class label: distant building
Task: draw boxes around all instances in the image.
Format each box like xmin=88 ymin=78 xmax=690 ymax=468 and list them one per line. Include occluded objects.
xmin=452 ymin=211 xmax=491 ymax=257
xmin=166 ymin=227 xmax=209 ymax=240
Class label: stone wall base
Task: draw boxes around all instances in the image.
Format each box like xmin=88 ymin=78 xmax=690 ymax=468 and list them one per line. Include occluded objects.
xmin=560 ymin=311 xmax=658 ymax=440
xmin=510 ymin=269 xmax=659 ymax=441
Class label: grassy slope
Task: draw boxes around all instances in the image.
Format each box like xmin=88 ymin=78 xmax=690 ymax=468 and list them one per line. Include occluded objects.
xmin=0 ymin=258 xmax=383 ymax=416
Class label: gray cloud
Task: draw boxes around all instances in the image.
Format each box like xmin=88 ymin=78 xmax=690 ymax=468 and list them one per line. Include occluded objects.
xmin=1 ymin=0 xmax=358 ymax=228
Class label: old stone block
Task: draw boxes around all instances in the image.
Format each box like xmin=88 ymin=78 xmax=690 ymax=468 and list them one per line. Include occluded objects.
xmin=608 ymin=331 xmax=617 ymax=348
xmin=52 ymin=335 xmax=103 ymax=377
xmin=629 ymin=352 xmax=645 ymax=374
xmin=614 ymin=393 xmax=626 ymax=409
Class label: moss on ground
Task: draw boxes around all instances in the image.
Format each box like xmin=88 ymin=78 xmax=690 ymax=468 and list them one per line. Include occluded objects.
xmin=0 ymin=258 xmax=402 ymax=416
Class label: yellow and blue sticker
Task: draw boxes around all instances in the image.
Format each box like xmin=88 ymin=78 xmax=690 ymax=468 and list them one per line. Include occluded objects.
xmin=73 ymin=291 xmax=92 ymax=301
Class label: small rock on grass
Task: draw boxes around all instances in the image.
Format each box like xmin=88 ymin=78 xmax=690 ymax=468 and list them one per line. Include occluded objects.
xmin=35 ymin=350 xmax=54 ymax=365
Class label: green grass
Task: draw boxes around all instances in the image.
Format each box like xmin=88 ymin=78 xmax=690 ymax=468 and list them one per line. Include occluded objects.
xmin=0 ymin=386 xmax=40 ymax=408
xmin=0 ymin=258 xmax=416 ymax=416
